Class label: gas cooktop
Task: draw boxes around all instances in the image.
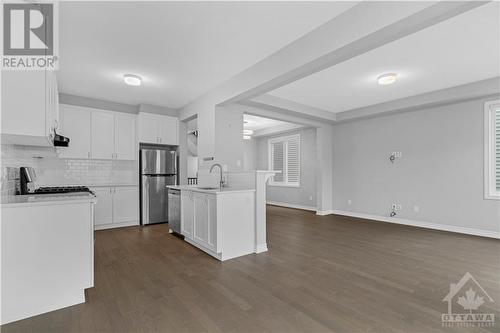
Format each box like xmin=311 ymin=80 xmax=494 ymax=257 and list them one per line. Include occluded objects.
xmin=33 ymin=186 xmax=92 ymax=195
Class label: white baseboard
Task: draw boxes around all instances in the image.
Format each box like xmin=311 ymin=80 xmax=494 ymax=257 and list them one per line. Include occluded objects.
xmin=267 ymin=201 xmax=316 ymax=212
xmin=255 ymin=243 xmax=268 ymax=253
xmin=329 ymin=210 xmax=500 ymax=239
xmin=94 ymin=220 xmax=139 ymax=230
xmin=316 ymin=209 xmax=335 ymax=216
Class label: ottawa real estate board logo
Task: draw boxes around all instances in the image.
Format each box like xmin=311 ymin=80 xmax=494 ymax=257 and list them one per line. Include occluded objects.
xmin=442 ymin=272 xmax=495 ymax=328
xmin=2 ymin=1 xmax=58 ymax=70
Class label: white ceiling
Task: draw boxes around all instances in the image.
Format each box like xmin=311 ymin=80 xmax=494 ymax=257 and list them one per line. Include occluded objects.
xmin=244 ymin=114 xmax=291 ymax=131
xmin=58 ymin=1 xmax=356 ymax=109
xmin=268 ymin=2 xmax=500 ymax=113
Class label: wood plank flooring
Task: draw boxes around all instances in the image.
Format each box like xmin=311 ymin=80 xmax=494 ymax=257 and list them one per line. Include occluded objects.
xmin=2 ymin=205 xmax=499 ymax=333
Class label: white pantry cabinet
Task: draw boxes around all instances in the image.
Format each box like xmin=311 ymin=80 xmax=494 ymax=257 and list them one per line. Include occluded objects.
xmin=59 ymin=105 xmax=91 ymax=159
xmin=180 ymin=189 xmax=255 ymax=261
xmin=1 ymin=70 xmax=59 ymax=146
xmin=138 ymin=112 xmax=178 ymax=145
xmin=91 ymin=186 xmax=138 ymax=229
xmin=59 ymin=105 xmax=136 ymax=160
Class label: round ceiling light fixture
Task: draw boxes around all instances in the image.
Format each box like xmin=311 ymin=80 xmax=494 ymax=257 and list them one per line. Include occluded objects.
xmin=243 ymin=135 xmax=252 ymax=140
xmin=377 ymin=73 xmax=397 ymax=85
xmin=243 ymin=129 xmax=254 ymax=135
xmin=123 ymin=74 xmax=142 ymax=86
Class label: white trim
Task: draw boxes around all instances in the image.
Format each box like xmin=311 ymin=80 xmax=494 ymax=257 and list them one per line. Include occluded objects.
xmin=94 ymin=220 xmax=138 ymax=230
xmin=484 ymin=99 xmax=500 ymax=200
xmin=327 ymin=210 xmax=500 ymax=239
xmin=267 ymin=201 xmax=316 ymax=212
xmin=254 ymin=243 xmax=268 ymax=253
xmin=316 ymin=209 xmax=335 ymax=216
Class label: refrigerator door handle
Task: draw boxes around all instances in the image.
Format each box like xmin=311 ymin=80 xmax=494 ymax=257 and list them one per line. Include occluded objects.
xmin=142 ymin=175 xmax=149 ymax=224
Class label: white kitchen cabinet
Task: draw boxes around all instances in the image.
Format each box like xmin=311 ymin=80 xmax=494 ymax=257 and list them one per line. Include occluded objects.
xmin=114 ymin=114 xmax=137 ymax=160
xmin=181 ymin=191 xmax=194 ymax=238
xmin=91 ymin=186 xmax=139 ymax=229
xmin=93 ymin=187 xmax=113 ymax=226
xmin=112 ymin=187 xmax=139 ymax=223
xmin=59 ymin=106 xmax=137 ymax=160
xmin=91 ymin=111 xmax=115 ymax=159
xmin=1 ymin=70 xmax=59 ymax=146
xmin=59 ymin=105 xmax=91 ymax=159
xmin=138 ymin=112 xmax=178 ymax=145
xmin=180 ymin=189 xmax=254 ymax=261
xmin=192 ymin=192 xmax=217 ymax=252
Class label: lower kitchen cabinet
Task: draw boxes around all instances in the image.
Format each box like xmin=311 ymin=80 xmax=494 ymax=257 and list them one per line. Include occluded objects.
xmin=91 ymin=186 xmax=138 ymax=229
xmin=180 ymin=189 xmax=255 ymax=261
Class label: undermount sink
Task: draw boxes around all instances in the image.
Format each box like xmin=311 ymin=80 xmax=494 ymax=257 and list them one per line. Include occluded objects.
xmin=197 ymin=186 xmax=220 ymax=190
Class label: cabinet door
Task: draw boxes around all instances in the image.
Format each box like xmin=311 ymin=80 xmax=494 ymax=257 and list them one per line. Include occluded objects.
xmin=112 ymin=187 xmax=139 ymax=223
xmin=1 ymin=71 xmax=46 ymax=137
xmin=114 ymin=114 xmax=136 ymax=160
xmin=181 ymin=191 xmax=194 ymax=238
xmin=91 ymin=111 xmax=114 ymax=159
xmin=92 ymin=187 xmax=113 ymax=226
xmin=193 ymin=193 xmax=209 ymax=246
xmin=138 ymin=114 xmax=159 ymax=144
xmin=59 ymin=105 xmax=91 ymax=159
xmin=206 ymin=195 xmax=217 ymax=252
xmin=159 ymin=116 xmax=178 ymax=145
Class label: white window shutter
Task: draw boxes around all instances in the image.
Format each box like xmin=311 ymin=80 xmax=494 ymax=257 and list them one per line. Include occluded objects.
xmin=269 ymin=134 xmax=300 ymax=186
xmin=271 ymin=141 xmax=284 ymax=182
xmin=496 ymin=109 xmax=500 ymax=191
xmin=286 ymin=135 xmax=300 ymax=185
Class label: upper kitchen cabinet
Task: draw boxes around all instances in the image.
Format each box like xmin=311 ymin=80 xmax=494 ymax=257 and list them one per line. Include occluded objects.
xmin=1 ymin=70 xmax=59 ymax=146
xmin=59 ymin=105 xmax=136 ymax=160
xmin=91 ymin=112 xmax=115 ymax=159
xmin=138 ymin=112 xmax=178 ymax=145
xmin=59 ymin=105 xmax=91 ymax=159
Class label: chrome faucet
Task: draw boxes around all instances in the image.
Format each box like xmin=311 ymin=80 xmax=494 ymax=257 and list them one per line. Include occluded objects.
xmin=210 ymin=163 xmax=225 ymax=188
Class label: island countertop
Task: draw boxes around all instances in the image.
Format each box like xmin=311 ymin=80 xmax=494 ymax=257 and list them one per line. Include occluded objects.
xmin=1 ymin=192 xmax=97 ymax=208
xmin=167 ymin=185 xmax=255 ymax=195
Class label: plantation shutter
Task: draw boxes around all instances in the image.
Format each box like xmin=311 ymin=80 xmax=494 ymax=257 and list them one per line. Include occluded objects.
xmin=271 ymin=142 xmax=284 ymax=182
xmin=287 ymin=135 xmax=300 ymax=185
xmin=269 ymin=134 xmax=300 ymax=186
xmin=496 ymin=109 xmax=500 ymax=191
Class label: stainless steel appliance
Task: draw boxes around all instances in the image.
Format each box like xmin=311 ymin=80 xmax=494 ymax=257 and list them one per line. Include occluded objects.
xmin=140 ymin=146 xmax=178 ymax=225
xmin=168 ymin=188 xmax=181 ymax=234
xmin=20 ymin=167 xmax=92 ymax=195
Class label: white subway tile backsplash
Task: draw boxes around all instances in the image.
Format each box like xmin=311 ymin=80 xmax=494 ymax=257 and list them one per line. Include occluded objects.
xmin=1 ymin=144 xmax=137 ymax=195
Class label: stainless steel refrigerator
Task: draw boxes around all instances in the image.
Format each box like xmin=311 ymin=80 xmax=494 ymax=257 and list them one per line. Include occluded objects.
xmin=140 ymin=147 xmax=178 ymax=225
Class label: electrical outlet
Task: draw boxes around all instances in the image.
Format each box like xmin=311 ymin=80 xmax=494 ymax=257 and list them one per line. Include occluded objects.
xmin=413 ymin=205 xmax=420 ymax=213
xmin=348 ymin=199 xmax=352 ymax=205
xmin=309 ymin=195 xmax=313 ymax=201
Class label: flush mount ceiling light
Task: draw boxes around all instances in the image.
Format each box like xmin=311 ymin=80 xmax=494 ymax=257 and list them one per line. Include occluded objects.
xmin=243 ymin=135 xmax=252 ymax=140
xmin=377 ymin=73 xmax=397 ymax=85
xmin=243 ymin=129 xmax=254 ymax=135
xmin=123 ymin=74 xmax=142 ymax=86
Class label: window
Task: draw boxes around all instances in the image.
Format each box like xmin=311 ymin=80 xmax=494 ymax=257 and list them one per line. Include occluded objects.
xmin=484 ymin=100 xmax=500 ymax=199
xmin=269 ymin=134 xmax=300 ymax=187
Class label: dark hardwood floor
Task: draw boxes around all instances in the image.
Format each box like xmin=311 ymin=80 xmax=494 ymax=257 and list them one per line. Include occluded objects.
xmin=3 ymin=205 xmax=499 ymax=333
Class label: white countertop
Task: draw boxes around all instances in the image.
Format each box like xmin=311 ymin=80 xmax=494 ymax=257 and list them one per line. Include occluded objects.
xmin=167 ymin=185 xmax=255 ymax=194
xmin=1 ymin=192 xmax=97 ymax=208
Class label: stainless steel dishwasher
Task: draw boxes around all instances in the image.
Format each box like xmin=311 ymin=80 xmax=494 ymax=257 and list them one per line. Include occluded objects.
xmin=167 ymin=188 xmax=181 ymax=235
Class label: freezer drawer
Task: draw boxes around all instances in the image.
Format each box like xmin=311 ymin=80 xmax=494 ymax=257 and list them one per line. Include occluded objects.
xmin=141 ymin=175 xmax=176 ymax=225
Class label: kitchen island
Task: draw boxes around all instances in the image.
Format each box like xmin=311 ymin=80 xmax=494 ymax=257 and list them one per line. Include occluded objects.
xmin=169 ymin=185 xmax=256 ymax=261
xmin=1 ymin=193 xmax=96 ymax=324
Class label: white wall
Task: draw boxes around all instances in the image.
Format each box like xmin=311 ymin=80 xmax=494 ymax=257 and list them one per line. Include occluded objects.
xmin=243 ymin=139 xmax=257 ymax=171
xmin=255 ymin=127 xmax=317 ymax=208
xmin=332 ymin=97 xmax=500 ymax=234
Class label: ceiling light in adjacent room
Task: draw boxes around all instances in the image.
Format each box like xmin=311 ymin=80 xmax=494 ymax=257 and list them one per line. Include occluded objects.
xmin=123 ymin=74 xmax=142 ymax=86
xmin=377 ymin=73 xmax=397 ymax=85
xmin=243 ymin=129 xmax=254 ymax=135
xmin=243 ymin=135 xmax=251 ymax=140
